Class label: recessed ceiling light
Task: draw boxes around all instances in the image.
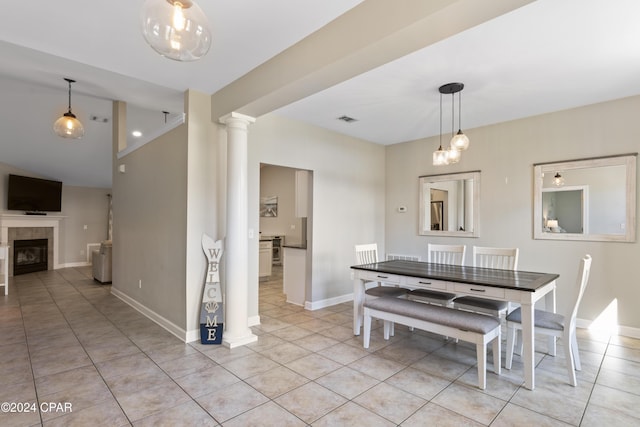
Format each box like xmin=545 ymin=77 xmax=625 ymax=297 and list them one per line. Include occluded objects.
xmin=337 ymin=115 xmax=358 ymax=123
xmin=132 ymin=130 xmax=142 ymax=137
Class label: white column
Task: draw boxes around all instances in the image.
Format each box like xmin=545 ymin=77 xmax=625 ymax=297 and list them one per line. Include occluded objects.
xmin=219 ymin=112 xmax=257 ymax=348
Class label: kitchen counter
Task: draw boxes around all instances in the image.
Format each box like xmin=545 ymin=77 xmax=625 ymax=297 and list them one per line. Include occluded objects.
xmin=283 ymin=242 xmax=306 ymax=249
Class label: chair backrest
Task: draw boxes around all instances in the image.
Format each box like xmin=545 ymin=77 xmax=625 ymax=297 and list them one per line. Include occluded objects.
xmin=473 ymin=246 xmax=519 ymax=270
xmin=565 ymin=254 xmax=592 ymax=327
xmin=427 ymin=244 xmax=466 ymax=266
xmin=355 ymin=243 xmax=379 ymax=265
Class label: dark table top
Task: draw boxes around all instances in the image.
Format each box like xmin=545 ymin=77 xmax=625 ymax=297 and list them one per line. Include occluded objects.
xmin=351 ymin=259 xmax=559 ymax=292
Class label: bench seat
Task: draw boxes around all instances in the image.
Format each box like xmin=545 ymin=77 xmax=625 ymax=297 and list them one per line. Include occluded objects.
xmin=363 ymin=297 xmax=501 ymax=389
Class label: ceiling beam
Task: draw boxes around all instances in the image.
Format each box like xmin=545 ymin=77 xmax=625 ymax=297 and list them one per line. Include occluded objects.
xmin=211 ymin=0 xmax=535 ymax=120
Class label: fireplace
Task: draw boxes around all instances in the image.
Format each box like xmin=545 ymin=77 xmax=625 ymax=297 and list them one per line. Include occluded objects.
xmin=13 ymin=239 xmax=48 ymax=275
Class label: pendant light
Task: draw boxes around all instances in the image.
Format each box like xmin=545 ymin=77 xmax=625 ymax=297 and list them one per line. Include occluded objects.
xmin=552 ymin=172 xmax=565 ymax=186
xmin=53 ymin=78 xmax=84 ymax=139
xmin=433 ymin=90 xmax=450 ymax=166
xmin=141 ymin=0 xmax=212 ymax=62
xmin=451 ymin=88 xmax=470 ymax=151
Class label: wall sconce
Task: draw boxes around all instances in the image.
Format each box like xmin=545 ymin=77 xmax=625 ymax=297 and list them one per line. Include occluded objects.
xmin=553 ymin=172 xmax=565 ymax=186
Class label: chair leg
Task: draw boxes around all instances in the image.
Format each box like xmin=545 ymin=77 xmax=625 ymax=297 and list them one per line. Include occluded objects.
xmin=571 ymin=329 xmax=581 ymax=371
xmin=516 ymin=330 xmax=523 ymax=356
xmin=383 ymin=320 xmax=391 ymax=340
xmin=492 ymin=335 xmax=501 ymax=375
xmin=476 ymin=344 xmax=487 ymax=390
xmin=363 ymin=313 xmax=372 ymax=349
xmin=505 ymin=325 xmax=516 ymax=370
xmin=390 ymin=321 xmax=395 ymax=337
xmin=563 ymin=329 xmax=577 ymax=386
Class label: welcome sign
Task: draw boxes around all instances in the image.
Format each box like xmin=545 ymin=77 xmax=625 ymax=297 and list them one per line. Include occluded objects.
xmin=200 ymin=234 xmax=223 ymax=344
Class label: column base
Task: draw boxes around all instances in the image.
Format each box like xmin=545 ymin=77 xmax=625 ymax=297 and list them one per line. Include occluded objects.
xmin=222 ymin=332 xmax=258 ymax=349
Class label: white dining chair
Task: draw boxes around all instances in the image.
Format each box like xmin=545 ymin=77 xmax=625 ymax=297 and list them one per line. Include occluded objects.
xmin=355 ymin=243 xmax=408 ymax=336
xmin=453 ymin=246 xmax=519 ymax=318
xmin=407 ymin=244 xmax=463 ymax=306
xmin=505 ymin=254 xmax=592 ymax=386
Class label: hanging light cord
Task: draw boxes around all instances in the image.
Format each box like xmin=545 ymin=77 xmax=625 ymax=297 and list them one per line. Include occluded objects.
xmin=439 ymin=93 xmax=443 ymax=149
xmin=458 ymin=91 xmax=462 ymax=131
xmin=451 ymin=92 xmax=455 ymax=137
xmin=64 ymin=78 xmax=76 ymax=114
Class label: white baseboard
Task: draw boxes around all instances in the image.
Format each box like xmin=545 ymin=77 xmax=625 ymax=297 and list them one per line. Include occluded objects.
xmin=305 ymin=293 xmax=353 ymax=311
xmin=576 ymin=318 xmax=640 ymax=339
xmin=106 ymin=290 xmax=640 ymax=342
xmin=248 ymin=315 xmax=261 ymax=327
xmin=185 ymin=329 xmax=200 ymax=343
xmin=109 ymin=288 xmax=262 ymax=344
xmin=61 ymin=261 xmax=90 ymax=268
xmin=110 ymin=287 xmax=188 ymax=342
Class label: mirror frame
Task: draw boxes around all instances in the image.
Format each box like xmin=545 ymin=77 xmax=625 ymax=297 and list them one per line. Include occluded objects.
xmin=533 ymin=153 xmax=637 ymax=242
xmin=419 ymin=170 xmax=480 ymax=238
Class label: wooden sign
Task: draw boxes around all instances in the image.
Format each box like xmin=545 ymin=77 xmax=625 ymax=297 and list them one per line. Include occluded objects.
xmin=200 ymin=234 xmax=224 ymax=344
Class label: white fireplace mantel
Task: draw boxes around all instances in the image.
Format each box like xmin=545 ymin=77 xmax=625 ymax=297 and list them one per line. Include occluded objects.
xmin=0 ymin=213 xmax=66 ymax=270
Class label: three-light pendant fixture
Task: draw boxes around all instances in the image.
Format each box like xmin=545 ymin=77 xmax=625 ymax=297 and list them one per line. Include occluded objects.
xmin=433 ymin=82 xmax=470 ymax=166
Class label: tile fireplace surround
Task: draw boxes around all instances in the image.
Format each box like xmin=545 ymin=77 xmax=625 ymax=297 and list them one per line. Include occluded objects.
xmin=0 ymin=214 xmax=63 ymax=276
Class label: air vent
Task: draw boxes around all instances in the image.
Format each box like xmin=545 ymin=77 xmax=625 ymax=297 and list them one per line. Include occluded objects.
xmin=90 ymin=115 xmax=109 ymax=123
xmin=337 ymin=115 xmax=358 ymax=123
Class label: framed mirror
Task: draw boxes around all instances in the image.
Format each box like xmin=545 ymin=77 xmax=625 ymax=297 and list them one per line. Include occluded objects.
xmin=533 ymin=153 xmax=636 ymax=242
xmin=419 ymin=171 xmax=480 ymax=237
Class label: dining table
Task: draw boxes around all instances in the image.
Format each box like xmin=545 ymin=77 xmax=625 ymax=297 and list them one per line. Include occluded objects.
xmin=351 ymin=259 xmax=559 ymax=390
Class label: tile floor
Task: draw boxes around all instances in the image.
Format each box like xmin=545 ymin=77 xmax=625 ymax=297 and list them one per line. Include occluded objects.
xmin=1 ymin=265 xmax=640 ymax=426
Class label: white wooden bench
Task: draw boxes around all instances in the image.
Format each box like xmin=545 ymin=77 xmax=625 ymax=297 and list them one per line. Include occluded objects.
xmin=363 ymin=297 xmax=501 ymax=389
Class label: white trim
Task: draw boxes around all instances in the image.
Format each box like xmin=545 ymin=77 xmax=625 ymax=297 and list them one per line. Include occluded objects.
xmin=63 ymin=261 xmax=90 ymax=268
xmin=248 ymin=315 xmax=261 ymax=327
xmin=110 ymin=287 xmax=187 ymax=342
xmin=0 ymin=214 xmax=65 ymax=269
xmin=576 ymin=317 xmax=640 ymax=339
xmin=304 ymin=293 xmax=353 ymax=311
xmin=185 ymin=329 xmax=200 ymax=343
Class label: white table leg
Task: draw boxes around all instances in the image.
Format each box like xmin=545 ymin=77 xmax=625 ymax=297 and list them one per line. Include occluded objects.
xmin=521 ymin=301 xmax=535 ymax=390
xmin=353 ymin=278 xmax=364 ymax=335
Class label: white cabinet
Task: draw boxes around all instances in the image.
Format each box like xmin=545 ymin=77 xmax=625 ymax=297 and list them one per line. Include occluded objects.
xmin=295 ymin=170 xmax=309 ymax=218
xmin=259 ymin=240 xmax=273 ymax=278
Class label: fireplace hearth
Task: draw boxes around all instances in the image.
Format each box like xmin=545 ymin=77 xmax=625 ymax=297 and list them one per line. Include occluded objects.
xmin=14 ymin=239 xmax=48 ymax=275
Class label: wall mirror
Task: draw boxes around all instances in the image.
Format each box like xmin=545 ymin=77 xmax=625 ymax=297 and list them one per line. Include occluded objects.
xmin=419 ymin=171 xmax=480 ymax=237
xmin=533 ymin=153 xmax=637 ymax=242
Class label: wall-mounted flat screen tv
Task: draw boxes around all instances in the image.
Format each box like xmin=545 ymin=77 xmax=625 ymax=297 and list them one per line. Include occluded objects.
xmin=7 ymin=174 xmax=63 ymax=213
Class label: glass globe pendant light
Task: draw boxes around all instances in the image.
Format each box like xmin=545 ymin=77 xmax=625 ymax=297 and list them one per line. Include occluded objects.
xmin=433 ymin=92 xmax=450 ymax=166
xmin=53 ymin=78 xmax=84 ymax=139
xmin=450 ymin=88 xmax=470 ymax=151
xmin=141 ymin=0 xmax=211 ymax=61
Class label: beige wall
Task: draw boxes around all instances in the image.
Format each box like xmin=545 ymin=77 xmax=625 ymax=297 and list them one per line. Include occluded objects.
xmin=112 ymin=122 xmax=189 ymax=330
xmin=112 ymin=91 xmax=216 ymax=339
xmin=0 ymin=162 xmax=110 ymax=266
xmin=386 ymin=95 xmax=640 ymax=333
xmin=249 ymin=114 xmax=386 ymax=312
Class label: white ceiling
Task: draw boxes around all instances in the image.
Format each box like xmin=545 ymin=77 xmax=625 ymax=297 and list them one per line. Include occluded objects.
xmin=1 ymin=0 xmax=640 ymax=188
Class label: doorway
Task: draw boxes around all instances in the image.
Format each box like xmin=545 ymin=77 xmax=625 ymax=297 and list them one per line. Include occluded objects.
xmin=259 ymin=163 xmax=312 ymax=310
